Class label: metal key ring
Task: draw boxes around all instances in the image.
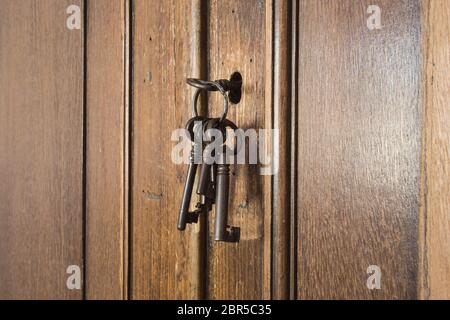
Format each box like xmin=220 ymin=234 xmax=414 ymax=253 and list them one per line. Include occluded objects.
xmin=187 ymin=78 xmax=221 ymax=91
xmin=185 ymin=115 xmax=207 ymax=142
xmin=192 ymin=82 xmax=229 ymax=123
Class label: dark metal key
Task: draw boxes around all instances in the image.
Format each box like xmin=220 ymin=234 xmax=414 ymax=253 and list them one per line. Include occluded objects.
xmin=214 ymin=153 xmax=239 ymax=242
xmin=177 ymin=117 xmax=205 ymax=230
xmin=196 ymin=118 xmax=223 ymax=199
xmin=213 ymin=121 xmax=240 ymax=242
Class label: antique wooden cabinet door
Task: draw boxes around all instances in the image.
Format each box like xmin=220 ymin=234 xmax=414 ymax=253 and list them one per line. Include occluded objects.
xmin=1 ymin=0 xmax=449 ymax=300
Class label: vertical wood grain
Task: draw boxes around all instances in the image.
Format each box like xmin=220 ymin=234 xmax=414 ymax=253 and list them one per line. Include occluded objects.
xmin=419 ymin=0 xmax=450 ymax=300
xmin=263 ymin=0 xmax=274 ymax=301
xmin=131 ymin=0 xmax=204 ymax=299
xmin=206 ymin=0 xmax=270 ymax=300
xmin=0 ymin=0 xmax=84 ymax=299
xmin=296 ymin=0 xmax=422 ymax=299
xmin=272 ymin=0 xmax=291 ymax=300
xmin=85 ymin=0 xmax=129 ymax=300
xmin=189 ymin=0 xmax=208 ymax=299
xmin=289 ymin=0 xmax=299 ymax=300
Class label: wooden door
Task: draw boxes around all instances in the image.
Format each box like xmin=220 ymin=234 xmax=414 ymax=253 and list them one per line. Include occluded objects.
xmin=128 ymin=0 xmax=450 ymax=300
xmin=1 ymin=0 xmax=449 ymax=300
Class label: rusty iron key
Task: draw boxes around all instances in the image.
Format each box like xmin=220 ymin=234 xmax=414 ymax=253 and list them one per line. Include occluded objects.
xmin=196 ymin=118 xmax=223 ymax=199
xmin=214 ymin=152 xmax=240 ymax=242
xmin=177 ymin=116 xmax=206 ymax=230
xmin=213 ymin=120 xmax=240 ymax=242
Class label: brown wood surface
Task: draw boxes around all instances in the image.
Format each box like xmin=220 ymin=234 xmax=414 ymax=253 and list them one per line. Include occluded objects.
xmin=289 ymin=0 xmax=299 ymax=300
xmin=263 ymin=0 xmax=273 ymax=300
xmin=296 ymin=0 xmax=422 ymax=299
xmin=0 ymin=0 xmax=84 ymax=299
xmin=206 ymin=0 xmax=270 ymax=300
xmin=187 ymin=0 xmax=209 ymax=299
xmin=419 ymin=0 xmax=450 ymax=300
xmin=131 ymin=0 xmax=204 ymax=299
xmin=3 ymin=0 xmax=448 ymax=301
xmin=85 ymin=0 xmax=129 ymax=300
xmin=272 ymin=0 xmax=291 ymax=300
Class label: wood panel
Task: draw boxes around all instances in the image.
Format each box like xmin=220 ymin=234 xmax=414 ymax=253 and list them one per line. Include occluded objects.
xmin=207 ymin=0 xmax=270 ymax=300
xmin=85 ymin=0 xmax=129 ymax=300
xmin=0 ymin=0 xmax=84 ymax=299
xmin=296 ymin=0 xmax=422 ymax=299
xmin=131 ymin=0 xmax=205 ymax=299
xmin=272 ymin=0 xmax=291 ymax=300
xmin=289 ymin=0 xmax=299 ymax=300
xmin=419 ymin=0 xmax=450 ymax=300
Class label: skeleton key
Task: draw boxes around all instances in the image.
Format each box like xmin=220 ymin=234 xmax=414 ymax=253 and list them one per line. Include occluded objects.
xmin=196 ymin=118 xmax=224 ymax=199
xmin=177 ymin=116 xmax=206 ymax=230
xmin=213 ymin=120 xmax=241 ymax=242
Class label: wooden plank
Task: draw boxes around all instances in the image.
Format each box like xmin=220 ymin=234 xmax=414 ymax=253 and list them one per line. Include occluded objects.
xmin=131 ymin=0 xmax=204 ymax=299
xmin=85 ymin=0 xmax=128 ymax=300
xmin=419 ymin=0 xmax=450 ymax=300
xmin=272 ymin=0 xmax=291 ymax=300
xmin=263 ymin=0 xmax=274 ymax=301
xmin=188 ymin=0 xmax=208 ymax=299
xmin=0 ymin=0 xmax=84 ymax=299
xmin=207 ymin=0 xmax=270 ymax=300
xmin=296 ymin=0 xmax=422 ymax=299
xmin=289 ymin=0 xmax=299 ymax=300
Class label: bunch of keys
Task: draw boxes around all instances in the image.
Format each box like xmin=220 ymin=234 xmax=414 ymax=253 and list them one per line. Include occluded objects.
xmin=177 ymin=77 xmax=242 ymax=243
